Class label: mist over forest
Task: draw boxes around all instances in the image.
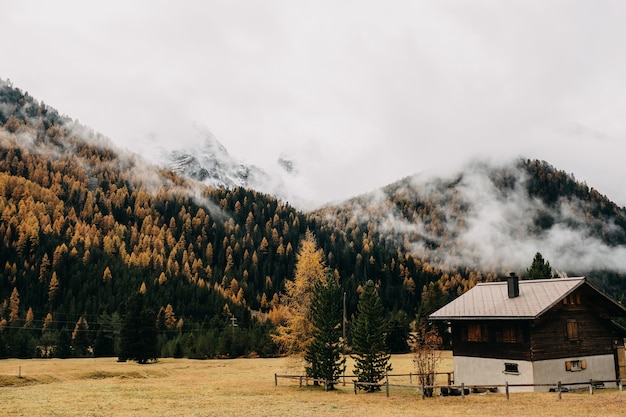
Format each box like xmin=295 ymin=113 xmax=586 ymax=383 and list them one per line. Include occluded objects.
xmin=1 ymin=79 xmax=626 ymax=360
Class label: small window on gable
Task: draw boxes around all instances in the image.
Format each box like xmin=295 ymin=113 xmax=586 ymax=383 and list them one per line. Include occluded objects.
xmin=567 ymin=319 xmax=579 ymax=341
xmin=563 ymin=293 xmax=581 ymax=305
xmin=504 ymin=363 xmax=519 ymax=374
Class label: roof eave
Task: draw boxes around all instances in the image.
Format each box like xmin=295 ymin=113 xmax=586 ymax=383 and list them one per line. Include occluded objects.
xmin=429 ymin=316 xmax=536 ymax=321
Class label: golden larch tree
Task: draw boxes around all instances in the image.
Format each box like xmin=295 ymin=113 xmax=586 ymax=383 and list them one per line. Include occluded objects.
xmin=48 ymin=272 xmax=60 ymax=302
xmin=271 ymin=230 xmax=326 ymax=354
xmin=23 ymin=307 xmax=34 ymax=329
xmin=164 ymin=304 xmax=176 ymax=329
xmin=9 ymin=287 xmax=20 ymax=324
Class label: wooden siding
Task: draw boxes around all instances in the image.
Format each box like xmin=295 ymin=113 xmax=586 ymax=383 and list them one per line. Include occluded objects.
xmin=529 ymin=285 xmax=624 ymax=361
xmin=451 ymin=320 xmax=532 ymax=361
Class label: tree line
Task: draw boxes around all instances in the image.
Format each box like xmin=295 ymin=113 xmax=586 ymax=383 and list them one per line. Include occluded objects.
xmin=0 ymin=79 xmax=443 ymax=359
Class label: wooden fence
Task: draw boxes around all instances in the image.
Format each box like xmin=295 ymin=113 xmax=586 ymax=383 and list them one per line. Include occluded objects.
xmin=274 ymin=371 xmax=453 ymax=389
xmin=275 ymin=372 xmax=625 ymax=400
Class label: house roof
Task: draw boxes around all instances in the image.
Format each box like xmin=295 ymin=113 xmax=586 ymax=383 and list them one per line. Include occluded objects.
xmin=429 ymin=277 xmax=626 ymax=320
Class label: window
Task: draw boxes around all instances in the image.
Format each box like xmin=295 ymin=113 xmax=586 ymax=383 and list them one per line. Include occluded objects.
xmin=467 ymin=323 xmax=481 ymax=341
xmin=467 ymin=323 xmax=488 ymax=342
xmin=565 ymin=359 xmax=587 ymax=372
xmin=502 ymin=327 xmax=517 ymax=343
xmin=504 ymin=363 xmax=519 ymax=374
xmin=566 ymin=319 xmax=579 ymax=341
xmin=563 ymin=294 xmax=581 ymax=305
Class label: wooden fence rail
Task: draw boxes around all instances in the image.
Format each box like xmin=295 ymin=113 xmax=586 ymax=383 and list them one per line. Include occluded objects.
xmin=274 ymin=374 xmax=341 ymax=391
xmin=275 ymin=372 xmax=625 ymax=400
xmin=275 ymin=372 xmax=453 ymax=387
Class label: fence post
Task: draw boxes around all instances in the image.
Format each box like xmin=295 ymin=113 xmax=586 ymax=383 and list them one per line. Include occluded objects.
xmin=420 ymin=384 xmax=425 ymax=400
xmin=353 ymin=380 xmax=357 ymax=395
xmin=409 ymin=372 xmax=413 ymax=384
xmin=18 ymin=366 xmax=22 ymax=378
xmin=505 ymin=381 xmax=509 ymax=400
xmin=274 ymin=373 xmax=277 ymax=386
xmin=620 ymin=379 xmax=623 ymax=392
xmin=589 ymin=379 xmax=593 ymax=395
xmin=299 ymin=376 xmax=303 ymax=387
xmin=461 ymin=383 xmax=465 ymax=399
xmin=325 ymin=380 xmax=328 ymax=392
xmin=557 ymin=381 xmax=562 ymax=400
xmin=386 ymin=372 xmax=390 ymax=397
xmin=447 ymin=373 xmax=452 ymax=386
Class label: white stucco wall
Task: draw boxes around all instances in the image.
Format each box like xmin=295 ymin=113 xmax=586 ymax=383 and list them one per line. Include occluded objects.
xmin=453 ymin=356 xmax=534 ymax=392
xmin=532 ymin=354 xmax=617 ymax=390
xmin=454 ymin=354 xmax=618 ymax=392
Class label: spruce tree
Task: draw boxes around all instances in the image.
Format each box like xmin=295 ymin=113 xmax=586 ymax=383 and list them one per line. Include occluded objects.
xmin=351 ymin=280 xmax=391 ymax=391
xmin=119 ymin=292 xmax=158 ymax=364
xmin=526 ymin=252 xmax=553 ymax=279
xmin=304 ymin=272 xmax=346 ymax=389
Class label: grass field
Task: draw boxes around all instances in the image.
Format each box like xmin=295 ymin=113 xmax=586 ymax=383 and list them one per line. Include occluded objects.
xmin=1 ymin=353 xmax=626 ymax=416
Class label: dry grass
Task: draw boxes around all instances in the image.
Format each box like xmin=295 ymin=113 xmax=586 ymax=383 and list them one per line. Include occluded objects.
xmin=1 ymin=353 xmax=625 ymax=416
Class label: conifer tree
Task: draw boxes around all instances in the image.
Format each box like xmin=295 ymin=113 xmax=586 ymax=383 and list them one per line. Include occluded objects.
xmin=9 ymin=287 xmax=20 ymax=324
xmin=351 ymin=280 xmax=391 ymax=391
xmin=271 ymin=230 xmax=326 ymax=354
xmin=119 ymin=292 xmax=158 ymax=364
xmin=71 ymin=316 xmax=90 ymax=357
xmin=304 ymin=272 xmax=345 ymax=389
xmin=526 ymin=252 xmax=553 ymax=279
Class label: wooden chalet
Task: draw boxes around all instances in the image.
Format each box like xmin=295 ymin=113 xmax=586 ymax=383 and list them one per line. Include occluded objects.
xmin=429 ymin=275 xmax=626 ymax=392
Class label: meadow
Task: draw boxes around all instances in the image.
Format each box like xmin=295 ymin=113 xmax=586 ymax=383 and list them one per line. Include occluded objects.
xmin=1 ymin=353 xmax=626 ymax=417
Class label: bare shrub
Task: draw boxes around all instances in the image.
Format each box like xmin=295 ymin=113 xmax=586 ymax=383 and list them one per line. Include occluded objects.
xmin=411 ymin=323 xmax=442 ymax=397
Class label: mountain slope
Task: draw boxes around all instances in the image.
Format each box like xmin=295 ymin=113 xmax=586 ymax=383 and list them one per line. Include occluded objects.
xmin=0 ymin=79 xmax=436 ymax=358
xmin=312 ymin=158 xmax=626 ymax=295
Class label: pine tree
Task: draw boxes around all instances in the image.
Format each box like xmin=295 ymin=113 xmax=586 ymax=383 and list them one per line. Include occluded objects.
xmin=271 ymin=230 xmax=326 ymax=354
xmin=119 ymin=292 xmax=158 ymax=364
xmin=526 ymin=252 xmax=553 ymax=279
xmin=304 ymin=272 xmax=346 ymax=389
xmin=351 ymin=280 xmax=391 ymax=391
xmin=71 ymin=316 xmax=90 ymax=357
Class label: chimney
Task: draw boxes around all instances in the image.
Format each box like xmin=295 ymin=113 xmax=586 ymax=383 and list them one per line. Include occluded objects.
xmin=507 ymin=272 xmax=519 ymax=298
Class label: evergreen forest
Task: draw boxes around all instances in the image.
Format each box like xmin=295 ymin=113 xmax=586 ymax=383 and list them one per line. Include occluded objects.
xmin=2 ymin=79 xmax=626 ymax=360
xmin=0 ymin=80 xmax=440 ymax=359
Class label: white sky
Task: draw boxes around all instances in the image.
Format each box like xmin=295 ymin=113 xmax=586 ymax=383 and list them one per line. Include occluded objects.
xmin=2 ymin=1 xmax=626 ymax=208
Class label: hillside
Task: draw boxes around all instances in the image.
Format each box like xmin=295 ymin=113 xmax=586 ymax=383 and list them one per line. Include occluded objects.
xmin=0 ymin=80 xmax=437 ymax=358
xmin=3 ymin=78 xmax=626 ymax=360
xmin=313 ymin=158 xmax=626 ymax=306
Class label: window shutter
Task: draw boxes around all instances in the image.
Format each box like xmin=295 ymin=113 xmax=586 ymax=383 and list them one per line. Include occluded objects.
xmin=581 ymin=359 xmax=587 ymax=370
xmin=567 ymin=320 xmax=579 ymax=340
xmin=565 ymin=361 xmax=572 ymax=371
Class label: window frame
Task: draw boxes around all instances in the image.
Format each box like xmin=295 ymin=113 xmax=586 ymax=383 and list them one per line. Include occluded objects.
xmin=504 ymin=362 xmax=519 ymax=374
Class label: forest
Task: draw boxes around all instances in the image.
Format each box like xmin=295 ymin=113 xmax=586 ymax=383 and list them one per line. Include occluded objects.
xmin=1 ymin=78 xmax=626 ymax=360
xmin=0 ymin=80 xmax=443 ymax=359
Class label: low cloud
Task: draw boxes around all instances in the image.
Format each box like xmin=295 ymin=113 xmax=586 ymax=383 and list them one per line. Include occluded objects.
xmin=355 ymin=158 xmax=626 ymax=275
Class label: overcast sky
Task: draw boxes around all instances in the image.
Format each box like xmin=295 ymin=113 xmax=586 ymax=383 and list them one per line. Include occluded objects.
xmin=2 ymin=1 xmax=626 ymax=208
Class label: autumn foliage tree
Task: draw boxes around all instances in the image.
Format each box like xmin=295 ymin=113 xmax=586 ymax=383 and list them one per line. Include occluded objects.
xmin=272 ymin=230 xmax=326 ymax=354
